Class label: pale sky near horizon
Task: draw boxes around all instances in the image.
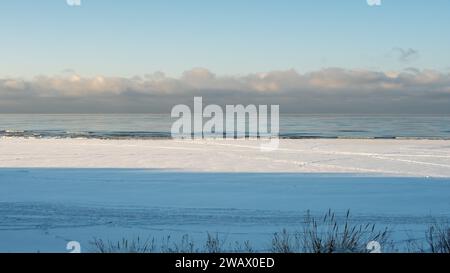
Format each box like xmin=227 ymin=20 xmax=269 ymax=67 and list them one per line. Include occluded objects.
xmin=1 ymin=0 xmax=450 ymax=113
xmin=1 ymin=0 xmax=449 ymax=77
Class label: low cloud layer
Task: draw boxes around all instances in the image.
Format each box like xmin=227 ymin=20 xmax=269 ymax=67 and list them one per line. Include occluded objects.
xmin=1 ymin=68 xmax=450 ymax=114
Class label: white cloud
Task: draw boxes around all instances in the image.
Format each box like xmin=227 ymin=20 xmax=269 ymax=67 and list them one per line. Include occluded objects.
xmin=1 ymin=68 xmax=450 ymax=113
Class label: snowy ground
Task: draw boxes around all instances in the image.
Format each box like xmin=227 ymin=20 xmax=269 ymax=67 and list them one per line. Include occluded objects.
xmin=0 ymin=138 xmax=449 ymax=252
xmin=1 ymin=138 xmax=450 ymax=177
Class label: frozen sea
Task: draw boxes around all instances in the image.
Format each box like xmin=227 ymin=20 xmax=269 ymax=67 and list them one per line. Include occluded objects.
xmin=0 ymin=114 xmax=449 ymax=252
xmin=1 ymin=114 xmax=450 ymax=139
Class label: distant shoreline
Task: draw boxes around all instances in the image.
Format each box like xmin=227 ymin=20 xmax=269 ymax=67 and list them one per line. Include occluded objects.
xmin=2 ymin=133 xmax=450 ymax=140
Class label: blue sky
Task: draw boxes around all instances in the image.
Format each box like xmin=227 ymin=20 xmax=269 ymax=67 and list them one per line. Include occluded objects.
xmin=1 ymin=0 xmax=450 ymax=113
xmin=1 ymin=0 xmax=449 ymax=78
